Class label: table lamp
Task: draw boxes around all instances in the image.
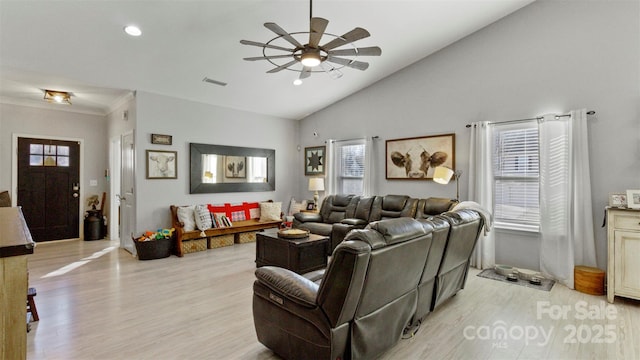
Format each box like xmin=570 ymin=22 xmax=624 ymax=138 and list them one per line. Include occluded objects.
xmin=308 ymin=178 xmax=325 ymax=210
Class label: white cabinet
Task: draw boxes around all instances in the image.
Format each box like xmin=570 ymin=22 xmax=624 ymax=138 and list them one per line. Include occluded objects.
xmin=607 ymin=208 xmax=640 ymax=303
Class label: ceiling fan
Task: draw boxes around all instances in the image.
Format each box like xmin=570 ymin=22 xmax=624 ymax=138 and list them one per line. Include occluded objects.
xmin=240 ymin=0 xmax=381 ymax=83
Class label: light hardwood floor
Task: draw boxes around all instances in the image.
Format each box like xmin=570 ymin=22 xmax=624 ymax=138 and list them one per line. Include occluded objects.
xmin=26 ymin=239 xmax=639 ymax=360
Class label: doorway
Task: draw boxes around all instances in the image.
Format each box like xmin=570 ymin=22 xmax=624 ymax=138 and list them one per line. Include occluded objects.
xmin=16 ymin=137 xmax=81 ymax=242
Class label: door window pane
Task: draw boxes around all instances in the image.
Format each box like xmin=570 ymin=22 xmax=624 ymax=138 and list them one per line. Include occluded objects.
xmin=44 ymin=145 xmax=56 ymax=155
xmin=57 ymin=156 xmax=70 ymax=167
xmin=30 ymin=144 xmax=43 ymax=154
xmin=57 ymin=146 xmax=69 ymax=156
xmin=30 ymin=155 xmax=43 ymax=166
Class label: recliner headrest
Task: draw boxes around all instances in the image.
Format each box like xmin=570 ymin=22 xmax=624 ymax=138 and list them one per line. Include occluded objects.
xmin=346 ymin=217 xmax=426 ymax=249
xmin=382 ymin=195 xmax=409 ymax=211
xmin=333 ymin=194 xmax=355 ymax=207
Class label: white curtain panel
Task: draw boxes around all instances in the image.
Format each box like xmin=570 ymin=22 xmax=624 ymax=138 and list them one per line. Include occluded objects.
xmin=362 ymin=137 xmax=374 ymax=196
xmin=468 ymin=121 xmax=496 ymax=269
xmin=539 ymin=109 xmax=597 ymax=288
xmin=325 ymin=139 xmax=337 ymax=196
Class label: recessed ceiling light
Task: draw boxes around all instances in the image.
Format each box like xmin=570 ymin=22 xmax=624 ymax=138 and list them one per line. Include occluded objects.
xmin=293 ymin=79 xmax=303 ymax=86
xmin=124 ymin=25 xmax=142 ymax=37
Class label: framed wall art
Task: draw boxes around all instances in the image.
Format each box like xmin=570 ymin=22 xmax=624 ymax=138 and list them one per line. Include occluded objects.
xmin=385 ymin=133 xmax=455 ymax=180
xmin=305 ymin=146 xmax=326 ymax=176
xmin=609 ymin=192 xmax=627 ymax=208
xmin=627 ymin=189 xmax=640 ymax=209
xmin=146 ymin=150 xmax=177 ymax=179
xmin=151 ymin=133 xmax=172 ymax=145
xmin=225 ymin=156 xmax=246 ymax=178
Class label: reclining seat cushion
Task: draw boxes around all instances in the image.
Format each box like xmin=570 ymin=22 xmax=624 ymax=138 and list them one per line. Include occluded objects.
xmin=320 ymin=194 xmax=358 ymax=224
xmin=432 ymin=209 xmax=484 ymax=310
xmin=416 ymin=197 xmax=458 ymax=219
xmin=372 ymin=195 xmax=419 ymax=220
xmin=344 ymin=218 xmax=432 ymax=359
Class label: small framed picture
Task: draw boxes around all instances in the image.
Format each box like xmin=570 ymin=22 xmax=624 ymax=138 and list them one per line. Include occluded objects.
xmin=305 ymin=146 xmax=326 ymax=175
xmin=609 ymin=193 xmax=628 ymax=208
xmin=151 ymin=134 xmax=172 ymax=145
xmin=627 ymin=190 xmax=640 ymax=209
xmin=146 ymin=150 xmax=177 ymax=179
xmin=306 ymin=202 xmax=315 ymax=210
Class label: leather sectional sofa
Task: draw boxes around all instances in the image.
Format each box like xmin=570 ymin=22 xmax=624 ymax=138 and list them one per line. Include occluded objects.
xmin=293 ymin=194 xmax=458 ymax=253
xmin=253 ymin=209 xmax=484 ymax=359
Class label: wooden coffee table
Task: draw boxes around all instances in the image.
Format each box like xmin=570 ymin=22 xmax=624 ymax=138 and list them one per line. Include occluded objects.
xmin=256 ymin=228 xmax=328 ymax=274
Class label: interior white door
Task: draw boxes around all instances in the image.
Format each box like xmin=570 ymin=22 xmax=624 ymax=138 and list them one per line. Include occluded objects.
xmin=120 ymin=131 xmax=136 ymax=254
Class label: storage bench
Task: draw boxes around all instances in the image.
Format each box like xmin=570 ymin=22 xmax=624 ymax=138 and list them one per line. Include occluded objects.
xmin=170 ymin=205 xmax=281 ymax=257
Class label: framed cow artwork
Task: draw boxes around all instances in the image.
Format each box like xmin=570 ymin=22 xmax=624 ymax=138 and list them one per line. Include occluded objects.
xmin=146 ymin=150 xmax=177 ymax=179
xmin=385 ymin=133 xmax=455 ymax=180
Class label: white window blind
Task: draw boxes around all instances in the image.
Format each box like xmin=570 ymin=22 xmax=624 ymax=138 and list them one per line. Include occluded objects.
xmin=336 ymin=141 xmax=365 ymax=195
xmin=493 ymin=124 xmax=540 ymax=231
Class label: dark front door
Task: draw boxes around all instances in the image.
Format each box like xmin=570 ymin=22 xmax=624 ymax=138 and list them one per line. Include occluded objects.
xmin=17 ymin=137 xmax=80 ymax=242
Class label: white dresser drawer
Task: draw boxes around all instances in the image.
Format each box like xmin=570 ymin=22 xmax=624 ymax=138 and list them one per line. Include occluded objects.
xmin=613 ymin=212 xmax=640 ymax=231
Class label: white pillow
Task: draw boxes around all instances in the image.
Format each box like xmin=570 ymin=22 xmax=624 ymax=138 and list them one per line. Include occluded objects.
xmin=259 ymin=202 xmax=282 ymax=222
xmin=194 ymin=204 xmax=213 ymax=230
xmin=288 ymin=198 xmax=305 ymax=216
xmin=177 ymin=206 xmax=196 ymax=231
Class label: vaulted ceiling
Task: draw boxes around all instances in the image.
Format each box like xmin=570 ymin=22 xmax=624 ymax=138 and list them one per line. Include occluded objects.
xmin=0 ymin=0 xmax=533 ymax=119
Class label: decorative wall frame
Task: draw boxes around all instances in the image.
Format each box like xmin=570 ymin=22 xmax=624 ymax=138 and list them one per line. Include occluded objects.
xmin=151 ymin=133 xmax=172 ymax=145
xmin=627 ymin=189 xmax=640 ymax=209
xmin=385 ymin=133 xmax=455 ymax=180
xmin=224 ymin=156 xmax=246 ymax=178
xmin=146 ymin=150 xmax=177 ymax=179
xmin=609 ymin=192 xmax=627 ymax=208
xmin=305 ymin=146 xmax=326 ymax=176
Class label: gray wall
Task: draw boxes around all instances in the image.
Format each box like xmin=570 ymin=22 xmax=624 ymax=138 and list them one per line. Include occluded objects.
xmin=0 ymin=103 xmax=109 ymax=216
xmin=132 ymin=91 xmax=299 ymax=233
xmin=299 ymin=0 xmax=640 ymax=271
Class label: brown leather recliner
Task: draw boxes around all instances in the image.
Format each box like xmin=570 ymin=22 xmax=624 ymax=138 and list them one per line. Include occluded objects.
xmin=431 ymin=209 xmax=484 ymax=311
xmin=292 ymin=194 xmax=359 ymax=237
xmin=329 ymin=196 xmax=377 ymax=254
xmin=415 ymin=197 xmax=458 ymax=219
xmin=252 ymin=217 xmax=433 ymax=360
xmin=370 ymin=194 xmax=418 ymax=221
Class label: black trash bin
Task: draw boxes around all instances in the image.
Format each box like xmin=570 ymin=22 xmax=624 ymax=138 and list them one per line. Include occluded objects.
xmin=84 ymin=210 xmax=103 ymax=240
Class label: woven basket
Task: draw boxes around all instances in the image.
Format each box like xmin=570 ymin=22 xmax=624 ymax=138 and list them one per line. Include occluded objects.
xmin=134 ymin=237 xmax=172 ymax=260
xmin=236 ymin=231 xmax=258 ymax=244
xmin=209 ymin=234 xmax=234 ymax=249
xmin=181 ymin=238 xmax=207 ymax=254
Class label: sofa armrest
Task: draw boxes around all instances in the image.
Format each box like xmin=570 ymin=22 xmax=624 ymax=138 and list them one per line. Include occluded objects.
xmin=255 ymin=266 xmax=319 ymax=308
xmin=294 ymin=212 xmax=323 ymax=223
xmin=341 ymin=218 xmax=368 ymax=226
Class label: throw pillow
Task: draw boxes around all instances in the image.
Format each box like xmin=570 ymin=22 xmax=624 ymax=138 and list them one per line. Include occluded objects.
xmin=287 ymin=198 xmax=305 ymax=216
xmin=176 ymin=205 xmax=196 ymax=231
xmin=194 ymin=204 xmax=213 ymax=230
xmin=259 ymin=202 xmax=282 ymax=222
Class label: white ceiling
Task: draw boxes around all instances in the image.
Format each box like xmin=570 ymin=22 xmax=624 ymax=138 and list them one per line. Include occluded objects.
xmin=0 ymin=0 xmax=533 ymax=120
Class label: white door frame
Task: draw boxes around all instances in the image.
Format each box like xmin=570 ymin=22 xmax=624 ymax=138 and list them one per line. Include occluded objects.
xmin=109 ymin=136 xmax=122 ymax=242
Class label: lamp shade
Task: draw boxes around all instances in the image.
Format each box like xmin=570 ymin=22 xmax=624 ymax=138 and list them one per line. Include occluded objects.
xmin=308 ymin=178 xmax=325 ymax=191
xmin=433 ymin=166 xmax=454 ymax=184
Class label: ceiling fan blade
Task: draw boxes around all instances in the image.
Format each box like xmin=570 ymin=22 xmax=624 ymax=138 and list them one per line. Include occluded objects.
xmin=327 ymin=46 xmax=382 ymax=57
xmin=309 ymin=17 xmax=329 ymax=48
xmin=300 ymin=66 xmax=312 ymax=80
xmin=321 ymin=27 xmax=370 ymax=51
xmin=267 ymin=59 xmax=299 ymax=73
xmin=243 ymin=54 xmax=294 ymax=61
xmin=320 ymin=62 xmax=343 ymax=79
xmin=326 ymin=56 xmax=370 ymax=71
xmin=264 ymin=22 xmax=303 ymax=48
xmin=240 ymin=40 xmax=294 ymax=53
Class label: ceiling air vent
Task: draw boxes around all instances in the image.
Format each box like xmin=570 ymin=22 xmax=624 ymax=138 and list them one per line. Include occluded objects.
xmin=202 ymin=77 xmax=227 ymax=86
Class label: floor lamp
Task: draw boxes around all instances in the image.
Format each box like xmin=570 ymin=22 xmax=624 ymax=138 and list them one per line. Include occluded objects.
xmin=433 ymin=166 xmax=462 ymax=201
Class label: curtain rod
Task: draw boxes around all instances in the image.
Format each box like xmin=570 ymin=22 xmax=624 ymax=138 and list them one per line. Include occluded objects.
xmin=326 ymin=136 xmax=379 ymax=143
xmin=465 ymin=110 xmax=595 ymax=128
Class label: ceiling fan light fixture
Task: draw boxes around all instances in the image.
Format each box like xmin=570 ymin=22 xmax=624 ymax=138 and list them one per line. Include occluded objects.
xmin=300 ymin=52 xmax=321 ymax=67
xmin=43 ymin=90 xmax=72 ymax=105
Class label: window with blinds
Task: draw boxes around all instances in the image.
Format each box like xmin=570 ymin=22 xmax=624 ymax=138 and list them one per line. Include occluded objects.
xmin=493 ymin=124 xmax=540 ymax=232
xmin=337 ymin=141 xmax=365 ymax=195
